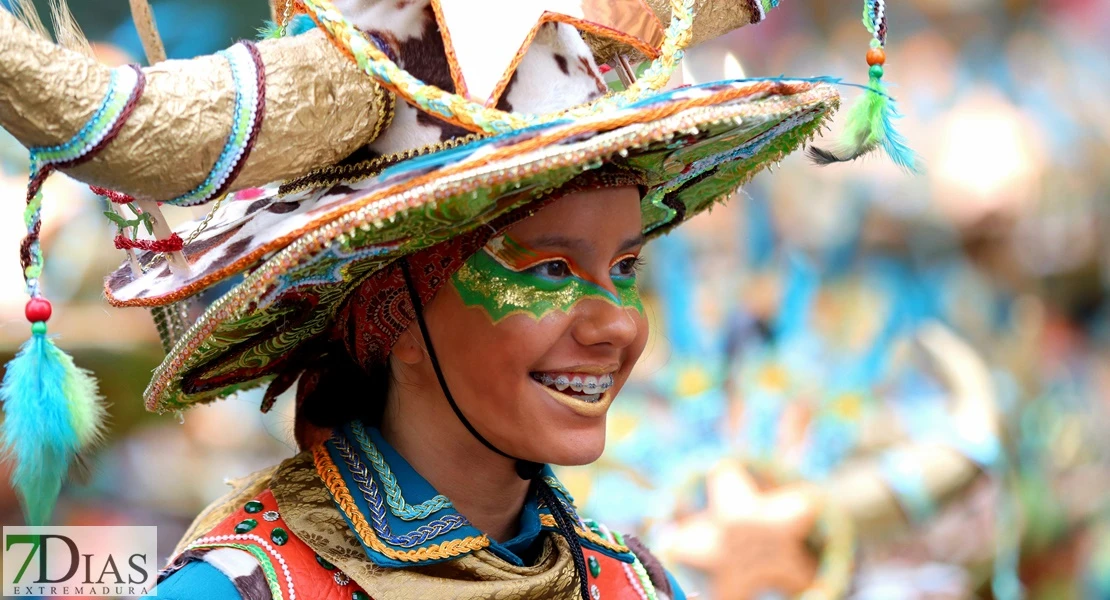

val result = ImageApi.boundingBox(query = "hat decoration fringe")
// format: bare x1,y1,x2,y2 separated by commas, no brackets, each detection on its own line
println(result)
807,0,919,172
0,60,141,526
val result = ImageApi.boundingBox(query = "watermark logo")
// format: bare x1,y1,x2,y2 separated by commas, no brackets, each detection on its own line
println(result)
3,526,158,597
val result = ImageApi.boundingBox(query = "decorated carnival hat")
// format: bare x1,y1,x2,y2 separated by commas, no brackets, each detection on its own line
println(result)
0,0,913,525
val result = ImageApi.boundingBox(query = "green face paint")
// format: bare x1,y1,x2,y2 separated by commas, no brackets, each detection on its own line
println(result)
450,235,643,323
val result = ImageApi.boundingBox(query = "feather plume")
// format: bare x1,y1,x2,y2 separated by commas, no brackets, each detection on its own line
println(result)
0,329,107,525
806,76,918,172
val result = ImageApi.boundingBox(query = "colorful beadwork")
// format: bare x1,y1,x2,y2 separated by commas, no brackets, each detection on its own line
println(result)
349,421,454,521
163,41,266,207
23,65,143,299
271,527,290,545
187,535,297,600
298,0,694,134
315,554,336,570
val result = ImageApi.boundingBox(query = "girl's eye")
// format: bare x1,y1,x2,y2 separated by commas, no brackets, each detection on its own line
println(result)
611,256,643,279
528,260,571,279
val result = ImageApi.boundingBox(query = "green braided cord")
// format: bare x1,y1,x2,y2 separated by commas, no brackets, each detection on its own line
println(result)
349,421,455,521
187,542,285,600
22,190,43,283
612,530,659,600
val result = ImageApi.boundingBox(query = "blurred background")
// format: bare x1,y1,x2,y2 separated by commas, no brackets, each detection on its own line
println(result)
1,0,1108,598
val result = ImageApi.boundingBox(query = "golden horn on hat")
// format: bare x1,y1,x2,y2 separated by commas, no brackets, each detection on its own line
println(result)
587,0,771,64
0,9,391,201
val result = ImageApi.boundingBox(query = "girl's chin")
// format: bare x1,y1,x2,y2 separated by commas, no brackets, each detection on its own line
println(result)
529,427,607,467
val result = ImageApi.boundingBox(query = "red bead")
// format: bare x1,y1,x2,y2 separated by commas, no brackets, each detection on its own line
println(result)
866,48,886,66
25,298,52,323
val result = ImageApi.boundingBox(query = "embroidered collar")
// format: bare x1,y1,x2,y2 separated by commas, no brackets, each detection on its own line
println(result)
316,421,635,568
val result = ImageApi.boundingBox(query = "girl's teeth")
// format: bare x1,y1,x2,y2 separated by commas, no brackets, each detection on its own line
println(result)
533,372,616,395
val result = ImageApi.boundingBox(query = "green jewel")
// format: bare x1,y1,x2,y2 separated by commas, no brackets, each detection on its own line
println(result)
316,554,336,570
588,555,601,578
244,501,264,514
271,527,289,545
352,592,370,600
234,519,258,533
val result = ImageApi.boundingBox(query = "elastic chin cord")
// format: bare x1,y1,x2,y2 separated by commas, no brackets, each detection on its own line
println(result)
400,259,591,600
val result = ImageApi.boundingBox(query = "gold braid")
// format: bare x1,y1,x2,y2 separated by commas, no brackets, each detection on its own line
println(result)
312,444,491,562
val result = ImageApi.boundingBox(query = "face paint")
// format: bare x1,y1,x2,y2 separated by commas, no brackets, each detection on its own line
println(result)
451,234,643,323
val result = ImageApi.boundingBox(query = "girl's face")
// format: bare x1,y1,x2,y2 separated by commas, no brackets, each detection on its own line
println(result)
402,186,648,465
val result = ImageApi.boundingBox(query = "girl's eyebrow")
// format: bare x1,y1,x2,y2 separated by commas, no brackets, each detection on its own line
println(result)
524,234,645,254
618,235,645,253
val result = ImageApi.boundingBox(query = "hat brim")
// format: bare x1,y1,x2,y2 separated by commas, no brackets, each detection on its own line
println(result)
106,78,839,412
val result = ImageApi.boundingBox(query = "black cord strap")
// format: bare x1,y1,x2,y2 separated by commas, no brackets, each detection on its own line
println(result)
399,258,591,600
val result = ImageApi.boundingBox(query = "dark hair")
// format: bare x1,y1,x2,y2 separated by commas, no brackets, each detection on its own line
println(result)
292,344,392,448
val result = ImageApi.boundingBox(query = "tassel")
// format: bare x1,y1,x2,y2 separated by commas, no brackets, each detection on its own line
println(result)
1,299,107,526
807,0,919,172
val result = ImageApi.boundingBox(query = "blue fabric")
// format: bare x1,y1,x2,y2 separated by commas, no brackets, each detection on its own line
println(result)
150,561,242,600
325,422,636,568
665,568,688,600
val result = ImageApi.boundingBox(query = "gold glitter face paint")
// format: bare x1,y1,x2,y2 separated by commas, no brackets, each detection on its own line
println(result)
451,234,643,323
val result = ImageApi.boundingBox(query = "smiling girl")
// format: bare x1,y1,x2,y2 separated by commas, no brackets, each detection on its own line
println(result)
0,0,863,598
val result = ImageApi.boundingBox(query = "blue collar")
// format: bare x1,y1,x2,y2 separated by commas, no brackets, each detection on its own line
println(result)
320,421,635,568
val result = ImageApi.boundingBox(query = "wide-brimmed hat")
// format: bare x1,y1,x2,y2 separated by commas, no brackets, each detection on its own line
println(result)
0,0,912,524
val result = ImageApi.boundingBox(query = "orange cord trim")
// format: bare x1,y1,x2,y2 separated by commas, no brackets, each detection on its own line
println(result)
311,444,490,561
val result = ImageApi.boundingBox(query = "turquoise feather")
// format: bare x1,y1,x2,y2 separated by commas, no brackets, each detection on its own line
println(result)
807,73,919,172
0,328,105,525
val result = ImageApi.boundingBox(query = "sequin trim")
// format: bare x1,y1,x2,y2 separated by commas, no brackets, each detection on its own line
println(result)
164,42,265,207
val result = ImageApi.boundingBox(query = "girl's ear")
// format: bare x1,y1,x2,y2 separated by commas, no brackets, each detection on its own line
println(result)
391,326,425,366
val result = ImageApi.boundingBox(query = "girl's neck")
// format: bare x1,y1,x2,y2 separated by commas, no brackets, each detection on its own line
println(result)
379,403,531,543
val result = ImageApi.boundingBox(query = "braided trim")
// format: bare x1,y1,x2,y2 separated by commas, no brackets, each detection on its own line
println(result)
609,528,657,600
22,64,144,299
185,536,296,600
331,434,468,547
164,41,265,206
277,132,485,197
539,514,630,554
348,422,454,521
312,444,490,562
297,0,694,134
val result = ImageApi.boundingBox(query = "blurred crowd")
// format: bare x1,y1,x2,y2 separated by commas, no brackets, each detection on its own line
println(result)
1,0,1108,598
